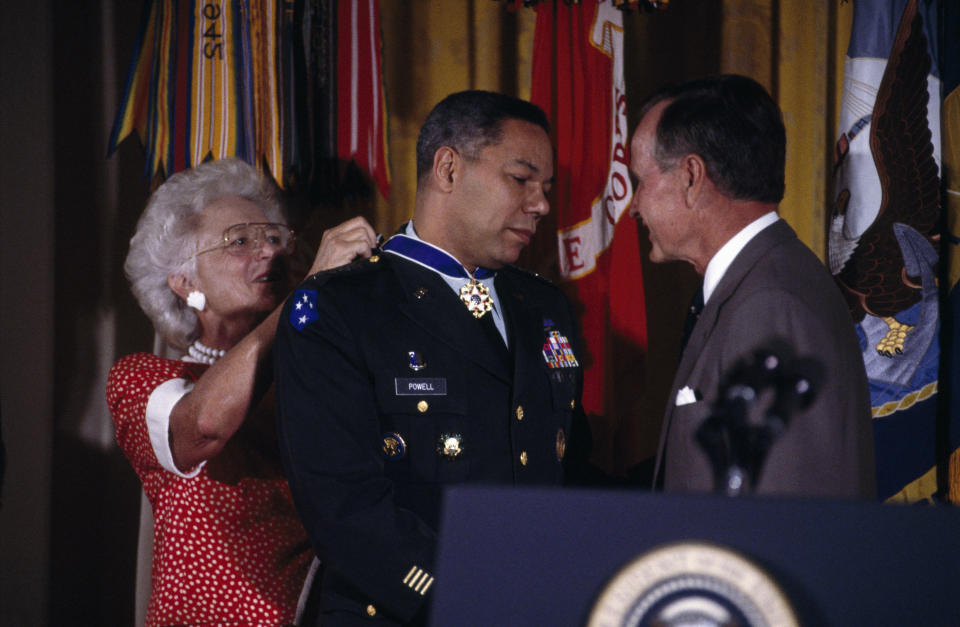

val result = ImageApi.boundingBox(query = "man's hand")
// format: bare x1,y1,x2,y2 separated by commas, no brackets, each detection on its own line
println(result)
309,216,379,275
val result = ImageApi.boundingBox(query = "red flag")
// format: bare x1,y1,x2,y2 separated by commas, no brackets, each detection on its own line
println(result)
337,0,390,199
531,1,647,427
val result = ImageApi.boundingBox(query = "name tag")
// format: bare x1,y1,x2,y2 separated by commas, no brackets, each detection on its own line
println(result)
395,378,447,396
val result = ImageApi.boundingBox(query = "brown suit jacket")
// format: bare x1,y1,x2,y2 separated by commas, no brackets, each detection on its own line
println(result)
653,219,876,498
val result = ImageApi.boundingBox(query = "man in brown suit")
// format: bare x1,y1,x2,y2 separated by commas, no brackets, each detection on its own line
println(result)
629,75,875,498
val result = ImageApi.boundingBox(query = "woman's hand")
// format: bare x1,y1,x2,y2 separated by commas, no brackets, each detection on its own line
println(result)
308,216,378,275
169,215,379,471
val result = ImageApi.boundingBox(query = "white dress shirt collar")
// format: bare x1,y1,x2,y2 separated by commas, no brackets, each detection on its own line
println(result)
702,211,780,305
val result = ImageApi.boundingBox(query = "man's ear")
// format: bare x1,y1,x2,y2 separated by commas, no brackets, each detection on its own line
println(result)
680,153,707,208
432,146,460,193
168,273,196,301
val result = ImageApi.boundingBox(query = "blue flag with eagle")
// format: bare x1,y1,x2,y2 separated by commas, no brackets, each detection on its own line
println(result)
829,0,943,502
942,1,960,504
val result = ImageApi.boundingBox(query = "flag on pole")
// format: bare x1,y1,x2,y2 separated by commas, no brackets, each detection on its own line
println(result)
940,1,960,503
828,0,943,503
336,0,390,199
530,0,648,447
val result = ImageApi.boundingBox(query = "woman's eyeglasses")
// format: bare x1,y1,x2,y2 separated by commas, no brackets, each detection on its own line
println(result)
191,222,296,259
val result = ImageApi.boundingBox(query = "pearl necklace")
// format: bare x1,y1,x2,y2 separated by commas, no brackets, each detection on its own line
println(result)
188,340,226,365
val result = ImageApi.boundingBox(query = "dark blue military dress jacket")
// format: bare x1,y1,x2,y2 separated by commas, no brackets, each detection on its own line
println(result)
274,251,588,625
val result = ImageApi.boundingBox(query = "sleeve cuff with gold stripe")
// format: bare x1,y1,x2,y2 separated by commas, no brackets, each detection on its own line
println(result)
403,565,435,595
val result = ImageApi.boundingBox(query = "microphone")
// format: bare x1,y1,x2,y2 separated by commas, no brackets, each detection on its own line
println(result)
695,338,824,496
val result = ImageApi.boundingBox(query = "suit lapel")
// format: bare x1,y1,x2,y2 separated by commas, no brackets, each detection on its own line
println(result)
654,219,796,487
672,220,795,388
390,255,512,383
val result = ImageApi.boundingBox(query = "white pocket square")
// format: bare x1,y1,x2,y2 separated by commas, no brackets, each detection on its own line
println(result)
675,386,699,406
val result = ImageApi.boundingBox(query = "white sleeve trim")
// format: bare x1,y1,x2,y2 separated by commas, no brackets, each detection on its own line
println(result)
145,378,205,478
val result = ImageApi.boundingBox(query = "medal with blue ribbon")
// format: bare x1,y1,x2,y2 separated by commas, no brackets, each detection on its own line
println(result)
383,234,495,319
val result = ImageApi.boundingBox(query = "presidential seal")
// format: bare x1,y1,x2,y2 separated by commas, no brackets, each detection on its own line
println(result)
587,542,797,627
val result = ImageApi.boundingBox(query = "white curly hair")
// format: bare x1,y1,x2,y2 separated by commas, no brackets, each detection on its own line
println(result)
124,158,285,349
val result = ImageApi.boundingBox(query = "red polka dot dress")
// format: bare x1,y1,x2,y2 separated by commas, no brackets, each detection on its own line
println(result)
107,353,314,626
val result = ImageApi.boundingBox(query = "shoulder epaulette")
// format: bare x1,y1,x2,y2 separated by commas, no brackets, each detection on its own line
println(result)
303,251,390,287
503,264,557,289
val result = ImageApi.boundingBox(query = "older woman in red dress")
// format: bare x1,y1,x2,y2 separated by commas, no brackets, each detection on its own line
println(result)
107,158,375,626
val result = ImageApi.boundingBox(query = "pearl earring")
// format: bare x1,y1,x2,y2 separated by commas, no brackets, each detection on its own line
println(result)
186,290,206,311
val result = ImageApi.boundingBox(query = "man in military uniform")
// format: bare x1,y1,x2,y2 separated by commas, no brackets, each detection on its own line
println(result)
274,91,590,625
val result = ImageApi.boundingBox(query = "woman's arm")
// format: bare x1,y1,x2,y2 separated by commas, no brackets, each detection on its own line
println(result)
169,216,378,471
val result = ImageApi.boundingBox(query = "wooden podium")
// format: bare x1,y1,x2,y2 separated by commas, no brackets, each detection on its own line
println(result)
430,487,960,625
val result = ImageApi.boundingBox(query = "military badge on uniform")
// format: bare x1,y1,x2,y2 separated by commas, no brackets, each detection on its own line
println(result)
459,279,492,318
542,330,579,368
437,433,463,459
290,289,319,331
382,432,407,460
408,351,427,371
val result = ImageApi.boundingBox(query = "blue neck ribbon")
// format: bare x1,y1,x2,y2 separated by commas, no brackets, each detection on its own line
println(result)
382,234,495,280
